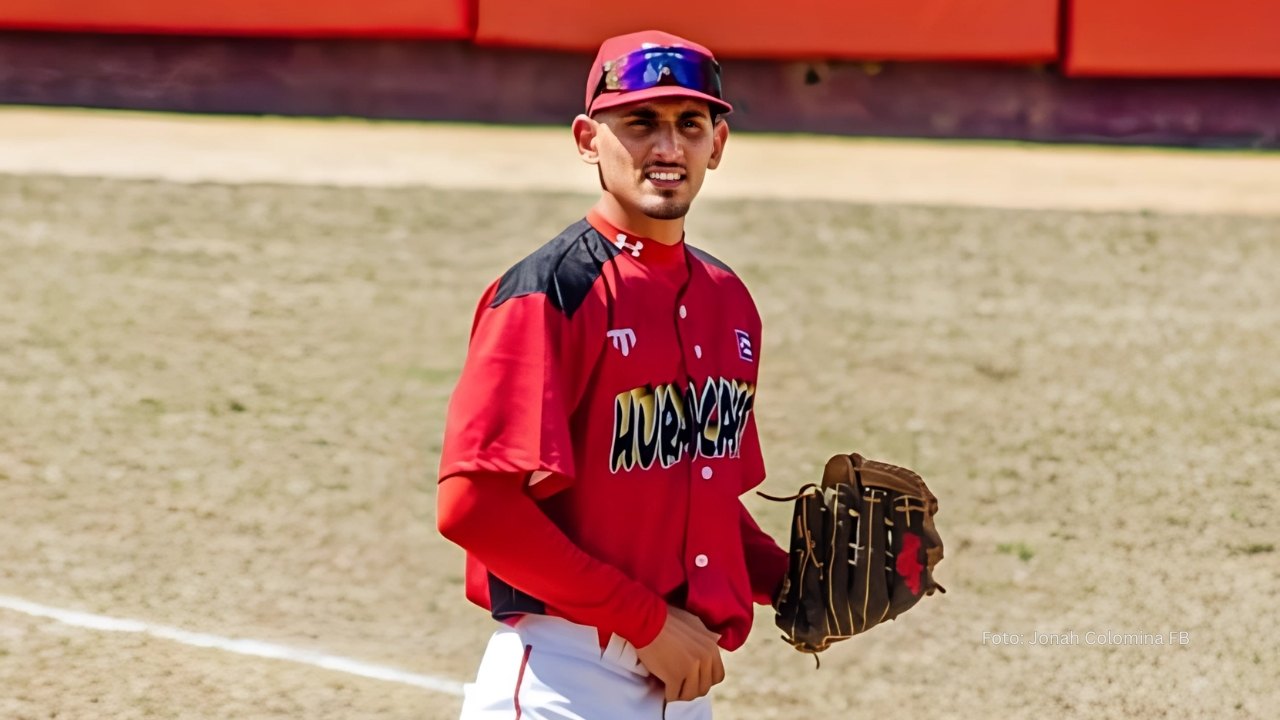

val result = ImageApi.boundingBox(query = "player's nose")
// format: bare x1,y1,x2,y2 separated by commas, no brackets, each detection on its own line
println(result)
651,126,683,160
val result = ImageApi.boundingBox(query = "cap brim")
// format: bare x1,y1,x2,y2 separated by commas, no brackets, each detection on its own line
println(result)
589,86,733,116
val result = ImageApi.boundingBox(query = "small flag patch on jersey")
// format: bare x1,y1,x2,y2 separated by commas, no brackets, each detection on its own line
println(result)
735,329,753,362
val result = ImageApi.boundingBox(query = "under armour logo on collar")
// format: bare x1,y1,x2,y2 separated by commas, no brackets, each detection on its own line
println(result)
614,233,643,257
607,328,637,356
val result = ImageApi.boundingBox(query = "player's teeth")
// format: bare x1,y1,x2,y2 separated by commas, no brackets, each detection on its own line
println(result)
649,173,680,181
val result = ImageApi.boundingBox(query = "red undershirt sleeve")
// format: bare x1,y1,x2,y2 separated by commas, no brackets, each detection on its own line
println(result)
738,500,789,607
437,471,668,648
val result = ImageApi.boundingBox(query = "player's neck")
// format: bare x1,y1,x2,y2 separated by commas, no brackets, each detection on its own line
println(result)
591,196,685,246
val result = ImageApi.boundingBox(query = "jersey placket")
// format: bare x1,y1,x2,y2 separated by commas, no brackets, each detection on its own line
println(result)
673,263,718,593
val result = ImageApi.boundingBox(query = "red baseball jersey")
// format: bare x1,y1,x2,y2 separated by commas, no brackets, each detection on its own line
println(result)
440,209,781,651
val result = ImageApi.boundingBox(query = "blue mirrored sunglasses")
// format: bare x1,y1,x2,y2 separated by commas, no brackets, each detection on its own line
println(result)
594,46,724,102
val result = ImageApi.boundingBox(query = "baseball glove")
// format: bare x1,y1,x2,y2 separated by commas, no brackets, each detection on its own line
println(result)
761,452,945,663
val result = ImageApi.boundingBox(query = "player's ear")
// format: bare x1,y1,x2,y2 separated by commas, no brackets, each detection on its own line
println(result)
707,116,729,171
572,114,601,165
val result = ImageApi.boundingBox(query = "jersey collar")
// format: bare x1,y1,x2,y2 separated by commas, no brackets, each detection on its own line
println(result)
586,208,687,269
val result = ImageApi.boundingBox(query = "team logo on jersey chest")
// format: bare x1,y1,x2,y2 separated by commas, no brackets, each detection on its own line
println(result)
606,328,637,357
609,377,756,473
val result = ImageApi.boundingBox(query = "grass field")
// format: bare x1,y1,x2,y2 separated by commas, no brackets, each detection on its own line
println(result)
1,171,1277,719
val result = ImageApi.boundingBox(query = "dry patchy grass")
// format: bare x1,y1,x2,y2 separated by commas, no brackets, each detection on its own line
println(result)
1,175,1277,718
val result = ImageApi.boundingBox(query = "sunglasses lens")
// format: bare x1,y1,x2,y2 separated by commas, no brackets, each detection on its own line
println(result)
609,48,721,98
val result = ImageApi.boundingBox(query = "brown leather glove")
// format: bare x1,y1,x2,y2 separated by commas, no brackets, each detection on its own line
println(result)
762,452,945,663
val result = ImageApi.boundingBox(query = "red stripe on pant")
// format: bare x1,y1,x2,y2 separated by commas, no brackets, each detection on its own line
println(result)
513,644,533,719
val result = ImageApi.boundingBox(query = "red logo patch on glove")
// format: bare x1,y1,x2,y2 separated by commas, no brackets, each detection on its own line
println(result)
896,532,924,595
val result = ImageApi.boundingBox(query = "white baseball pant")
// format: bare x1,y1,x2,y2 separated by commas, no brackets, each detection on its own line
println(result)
458,614,714,720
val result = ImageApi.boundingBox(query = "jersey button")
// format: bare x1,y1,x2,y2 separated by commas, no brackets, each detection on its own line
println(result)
701,466,713,480
694,554,709,568
679,305,688,319
694,344,702,359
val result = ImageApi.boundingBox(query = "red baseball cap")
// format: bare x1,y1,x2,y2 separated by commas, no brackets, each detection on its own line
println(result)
585,30,733,117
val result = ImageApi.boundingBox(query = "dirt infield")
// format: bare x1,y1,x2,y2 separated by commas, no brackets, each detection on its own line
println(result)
2,107,1279,216
2,169,1277,718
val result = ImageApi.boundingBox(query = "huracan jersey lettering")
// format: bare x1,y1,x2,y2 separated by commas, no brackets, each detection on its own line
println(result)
610,378,756,474
439,209,766,650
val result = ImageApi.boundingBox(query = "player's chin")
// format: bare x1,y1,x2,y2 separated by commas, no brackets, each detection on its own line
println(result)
639,198,691,220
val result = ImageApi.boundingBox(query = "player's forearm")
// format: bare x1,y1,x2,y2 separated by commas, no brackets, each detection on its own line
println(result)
437,472,668,647
738,501,788,606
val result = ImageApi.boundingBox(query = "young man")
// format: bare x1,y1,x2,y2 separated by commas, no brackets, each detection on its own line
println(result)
437,30,789,720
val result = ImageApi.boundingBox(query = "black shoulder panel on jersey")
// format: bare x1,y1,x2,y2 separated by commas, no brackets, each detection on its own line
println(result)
687,245,735,275
487,573,546,620
490,219,620,317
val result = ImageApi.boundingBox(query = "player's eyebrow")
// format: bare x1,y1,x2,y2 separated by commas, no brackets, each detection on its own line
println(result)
623,107,710,123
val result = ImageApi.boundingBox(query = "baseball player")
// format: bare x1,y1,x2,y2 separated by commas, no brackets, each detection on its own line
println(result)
437,30,788,720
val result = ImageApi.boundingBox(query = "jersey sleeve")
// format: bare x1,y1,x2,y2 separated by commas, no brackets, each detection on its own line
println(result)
438,280,593,496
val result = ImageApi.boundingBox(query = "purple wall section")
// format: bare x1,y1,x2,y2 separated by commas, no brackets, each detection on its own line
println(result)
1,31,1277,148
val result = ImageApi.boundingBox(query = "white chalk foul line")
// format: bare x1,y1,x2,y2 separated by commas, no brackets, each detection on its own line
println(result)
0,594,465,696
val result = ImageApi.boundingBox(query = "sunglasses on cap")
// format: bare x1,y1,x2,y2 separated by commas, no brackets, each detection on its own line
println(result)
591,46,724,104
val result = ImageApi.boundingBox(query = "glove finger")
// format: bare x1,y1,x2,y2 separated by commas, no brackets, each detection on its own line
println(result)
799,491,828,648
829,483,856,639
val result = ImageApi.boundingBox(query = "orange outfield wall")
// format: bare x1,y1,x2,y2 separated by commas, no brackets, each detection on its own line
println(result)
1066,0,1280,77
0,0,472,38
474,0,1059,61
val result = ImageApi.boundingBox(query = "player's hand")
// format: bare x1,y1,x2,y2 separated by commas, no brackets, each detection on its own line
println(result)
634,605,726,702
